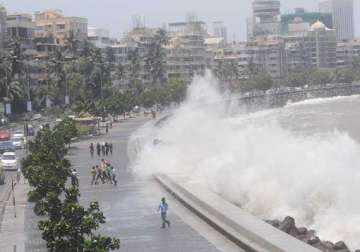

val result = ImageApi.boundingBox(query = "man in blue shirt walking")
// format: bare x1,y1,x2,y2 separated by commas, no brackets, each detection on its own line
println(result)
158,197,171,228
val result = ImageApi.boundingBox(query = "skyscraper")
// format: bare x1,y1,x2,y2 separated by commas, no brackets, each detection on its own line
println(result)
252,0,281,38
319,0,354,41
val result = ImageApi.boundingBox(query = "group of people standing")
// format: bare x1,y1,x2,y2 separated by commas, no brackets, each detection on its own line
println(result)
91,159,117,186
89,142,113,157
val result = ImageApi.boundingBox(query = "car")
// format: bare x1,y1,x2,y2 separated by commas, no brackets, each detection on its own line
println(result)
12,130,24,139
12,137,24,149
1,152,17,171
0,117,8,126
0,141,15,155
0,165,4,185
0,131,11,141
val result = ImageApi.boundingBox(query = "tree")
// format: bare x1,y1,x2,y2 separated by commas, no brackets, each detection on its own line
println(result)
127,48,142,96
22,122,120,251
287,71,309,87
335,68,355,83
145,29,168,87
0,49,24,104
39,188,120,252
309,69,333,86
54,118,78,145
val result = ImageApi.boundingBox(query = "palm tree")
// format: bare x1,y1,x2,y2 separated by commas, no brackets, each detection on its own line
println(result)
0,52,23,104
145,29,168,87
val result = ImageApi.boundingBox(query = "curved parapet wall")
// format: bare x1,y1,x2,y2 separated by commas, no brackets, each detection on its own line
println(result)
232,82,360,111
155,174,321,252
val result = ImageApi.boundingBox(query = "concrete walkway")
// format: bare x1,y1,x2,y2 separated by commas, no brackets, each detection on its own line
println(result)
0,116,239,252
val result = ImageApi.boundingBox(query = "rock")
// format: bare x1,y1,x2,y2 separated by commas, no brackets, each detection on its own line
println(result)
279,216,296,234
265,219,281,228
334,241,348,250
312,241,334,252
308,236,321,245
289,227,300,237
298,227,308,235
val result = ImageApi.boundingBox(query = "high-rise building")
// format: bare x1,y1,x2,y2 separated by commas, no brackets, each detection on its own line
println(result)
284,21,337,71
213,21,227,43
34,10,88,44
281,8,333,35
0,5,7,49
167,19,209,82
251,0,281,38
319,0,354,41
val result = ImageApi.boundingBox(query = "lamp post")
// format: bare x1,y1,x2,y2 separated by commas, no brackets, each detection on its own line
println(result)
25,60,32,112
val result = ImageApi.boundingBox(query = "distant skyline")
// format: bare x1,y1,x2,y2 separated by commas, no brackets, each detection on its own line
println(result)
1,0,359,40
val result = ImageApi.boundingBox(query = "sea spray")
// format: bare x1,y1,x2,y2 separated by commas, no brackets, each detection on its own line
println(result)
132,73,360,249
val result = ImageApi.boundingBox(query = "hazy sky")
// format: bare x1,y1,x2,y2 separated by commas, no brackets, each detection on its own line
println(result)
1,0,359,40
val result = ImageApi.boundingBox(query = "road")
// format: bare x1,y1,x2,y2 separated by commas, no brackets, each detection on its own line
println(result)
19,116,239,252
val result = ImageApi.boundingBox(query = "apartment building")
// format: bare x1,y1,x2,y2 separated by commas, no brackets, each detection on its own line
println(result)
336,39,360,68
34,10,88,45
167,20,209,82
0,5,7,49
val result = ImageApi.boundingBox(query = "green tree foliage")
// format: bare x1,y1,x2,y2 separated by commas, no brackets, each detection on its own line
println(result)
22,120,120,251
145,29,168,87
54,118,78,145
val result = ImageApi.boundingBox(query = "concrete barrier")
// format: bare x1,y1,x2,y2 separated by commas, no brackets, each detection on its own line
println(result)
155,174,321,252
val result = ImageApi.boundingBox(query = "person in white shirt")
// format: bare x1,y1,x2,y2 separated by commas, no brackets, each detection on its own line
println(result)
158,197,171,228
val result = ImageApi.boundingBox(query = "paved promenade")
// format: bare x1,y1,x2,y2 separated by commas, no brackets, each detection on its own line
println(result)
0,116,239,252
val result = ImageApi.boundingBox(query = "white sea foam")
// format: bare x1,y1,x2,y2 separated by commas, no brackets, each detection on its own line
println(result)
132,73,360,249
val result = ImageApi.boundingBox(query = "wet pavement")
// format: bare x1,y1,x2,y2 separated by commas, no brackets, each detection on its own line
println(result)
14,117,228,252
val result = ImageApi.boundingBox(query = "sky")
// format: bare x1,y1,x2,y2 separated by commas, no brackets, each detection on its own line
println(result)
1,0,359,40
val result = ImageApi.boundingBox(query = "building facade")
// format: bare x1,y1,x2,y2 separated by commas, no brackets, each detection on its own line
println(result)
251,0,281,39
281,8,333,35
167,20,209,82
88,27,116,48
319,0,354,41
336,39,360,68
212,21,228,43
6,13,35,47
284,21,337,72
34,10,88,44
0,6,7,49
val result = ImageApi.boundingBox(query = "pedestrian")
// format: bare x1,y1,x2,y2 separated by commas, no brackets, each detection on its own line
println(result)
158,197,171,228
106,163,113,184
95,165,103,184
105,142,109,156
106,123,109,134
96,143,101,156
111,166,117,186
101,142,106,156
109,142,113,155
110,121,113,129
71,169,79,186
91,166,97,185
89,143,94,157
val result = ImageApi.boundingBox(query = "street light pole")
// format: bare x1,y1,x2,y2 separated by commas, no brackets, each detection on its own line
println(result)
26,61,32,112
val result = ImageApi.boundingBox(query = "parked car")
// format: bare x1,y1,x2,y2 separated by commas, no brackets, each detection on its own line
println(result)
12,136,24,149
0,131,11,141
0,141,15,155
0,164,4,185
0,116,8,126
1,152,17,171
